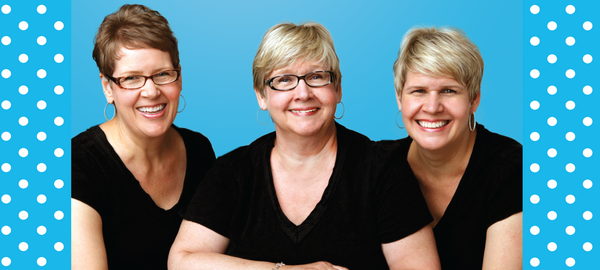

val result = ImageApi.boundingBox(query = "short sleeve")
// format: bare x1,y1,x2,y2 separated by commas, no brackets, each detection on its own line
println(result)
71,131,109,215
484,143,523,228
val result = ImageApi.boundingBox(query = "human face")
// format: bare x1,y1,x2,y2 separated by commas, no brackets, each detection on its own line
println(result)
255,60,341,138
398,71,479,152
101,47,181,139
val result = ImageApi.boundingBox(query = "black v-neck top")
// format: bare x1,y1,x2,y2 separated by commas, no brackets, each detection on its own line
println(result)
72,125,215,270
184,123,432,269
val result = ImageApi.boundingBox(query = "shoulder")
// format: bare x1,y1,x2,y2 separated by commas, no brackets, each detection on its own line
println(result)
475,124,522,164
173,125,216,160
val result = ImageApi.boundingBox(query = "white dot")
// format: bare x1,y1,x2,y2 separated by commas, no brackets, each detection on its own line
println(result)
19,179,28,189
37,163,47,172
548,148,557,157
1,36,10,45
583,148,593,158
530,36,540,46
19,85,28,95
583,117,593,126
37,132,47,141
54,85,64,95
566,132,575,141
583,85,592,95
548,211,557,220
18,211,28,220
530,257,540,267
548,21,557,31
55,116,64,126
1,257,10,266
566,69,575,78
548,117,557,126
18,148,28,157
54,21,64,31
530,100,540,110
54,211,64,220
18,21,28,31
1,4,10,14
54,179,64,189
18,53,28,63
1,194,10,204
548,179,557,189
37,36,46,45
530,163,540,173
583,179,593,189
19,242,28,251
37,100,47,110
530,132,540,141
530,69,540,78
583,54,593,64
547,54,557,64
37,5,46,14
566,163,575,173
37,257,46,266
54,148,64,157
2,69,11,78
566,100,575,110
530,5,540,14
54,54,64,63
1,100,10,110
37,194,47,204
566,194,576,204
37,69,47,78
530,194,540,204
1,226,11,235
54,242,64,251
566,226,575,235
18,116,28,126
1,163,11,172
583,21,593,31
583,242,593,251
548,242,557,251
566,5,575,14
530,226,540,235
37,226,47,235
566,37,576,46
583,211,592,220
1,131,10,141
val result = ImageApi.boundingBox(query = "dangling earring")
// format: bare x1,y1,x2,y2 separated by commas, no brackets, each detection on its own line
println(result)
395,110,404,129
178,94,186,113
257,107,270,125
468,112,476,131
334,101,345,120
104,102,115,121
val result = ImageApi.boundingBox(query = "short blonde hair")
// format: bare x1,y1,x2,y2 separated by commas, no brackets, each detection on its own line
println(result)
393,26,483,101
253,22,341,97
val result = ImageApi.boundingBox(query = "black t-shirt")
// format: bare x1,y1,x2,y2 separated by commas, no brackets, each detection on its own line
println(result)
384,124,522,269
184,123,432,269
72,125,215,270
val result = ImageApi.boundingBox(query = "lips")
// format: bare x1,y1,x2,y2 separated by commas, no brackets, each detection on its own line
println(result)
290,108,319,113
137,104,165,114
417,120,449,129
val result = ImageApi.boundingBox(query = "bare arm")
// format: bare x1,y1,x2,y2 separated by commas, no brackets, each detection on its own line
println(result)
72,198,108,270
168,220,347,270
382,225,441,270
481,212,522,270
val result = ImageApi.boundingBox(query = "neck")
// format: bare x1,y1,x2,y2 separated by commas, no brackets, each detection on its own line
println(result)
100,118,172,164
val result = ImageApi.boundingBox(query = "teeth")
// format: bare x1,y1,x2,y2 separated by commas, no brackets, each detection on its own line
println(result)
418,120,448,128
291,108,317,113
137,104,165,113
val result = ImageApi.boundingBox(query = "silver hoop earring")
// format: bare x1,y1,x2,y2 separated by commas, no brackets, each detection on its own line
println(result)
178,94,186,113
334,101,345,120
104,102,115,121
469,112,476,131
395,110,404,129
257,108,270,125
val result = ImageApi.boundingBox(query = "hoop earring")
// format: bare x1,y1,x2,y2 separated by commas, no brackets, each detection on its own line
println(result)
469,112,476,131
257,108,270,125
334,101,345,120
104,102,115,121
395,110,404,129
178,94,186,113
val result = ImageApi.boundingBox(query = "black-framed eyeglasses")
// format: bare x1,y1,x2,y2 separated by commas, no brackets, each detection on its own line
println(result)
106,69,180,90
266,71,334,91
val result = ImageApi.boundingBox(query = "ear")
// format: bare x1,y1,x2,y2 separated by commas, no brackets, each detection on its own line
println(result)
470,91,481,113
335,79,342,102
395,90,402,111
100,73,114,104
255,88,267,110
177,65,183,90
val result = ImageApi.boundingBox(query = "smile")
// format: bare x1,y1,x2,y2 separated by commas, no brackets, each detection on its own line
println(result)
137,104,165,114
417,120,449,129
290,108,318,113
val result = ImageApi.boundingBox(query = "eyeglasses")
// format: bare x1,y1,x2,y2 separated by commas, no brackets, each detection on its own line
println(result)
266,71,334,91
106,70,180,90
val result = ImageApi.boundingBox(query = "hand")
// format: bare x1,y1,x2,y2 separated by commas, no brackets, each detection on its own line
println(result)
283,261,348,270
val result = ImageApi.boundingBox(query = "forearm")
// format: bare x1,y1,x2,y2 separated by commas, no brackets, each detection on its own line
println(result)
168,250,276,270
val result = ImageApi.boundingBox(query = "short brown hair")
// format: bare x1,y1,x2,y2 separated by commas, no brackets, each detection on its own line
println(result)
92,4,179,77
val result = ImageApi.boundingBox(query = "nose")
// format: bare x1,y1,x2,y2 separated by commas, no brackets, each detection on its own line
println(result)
293,79,311,100
140,78,160,99
422,92,442,113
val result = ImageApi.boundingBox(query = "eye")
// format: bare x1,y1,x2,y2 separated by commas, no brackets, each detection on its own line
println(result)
412,89,425,93
308,73,324,80
276,76,294,83
122,75,140,82
442,89,457,94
